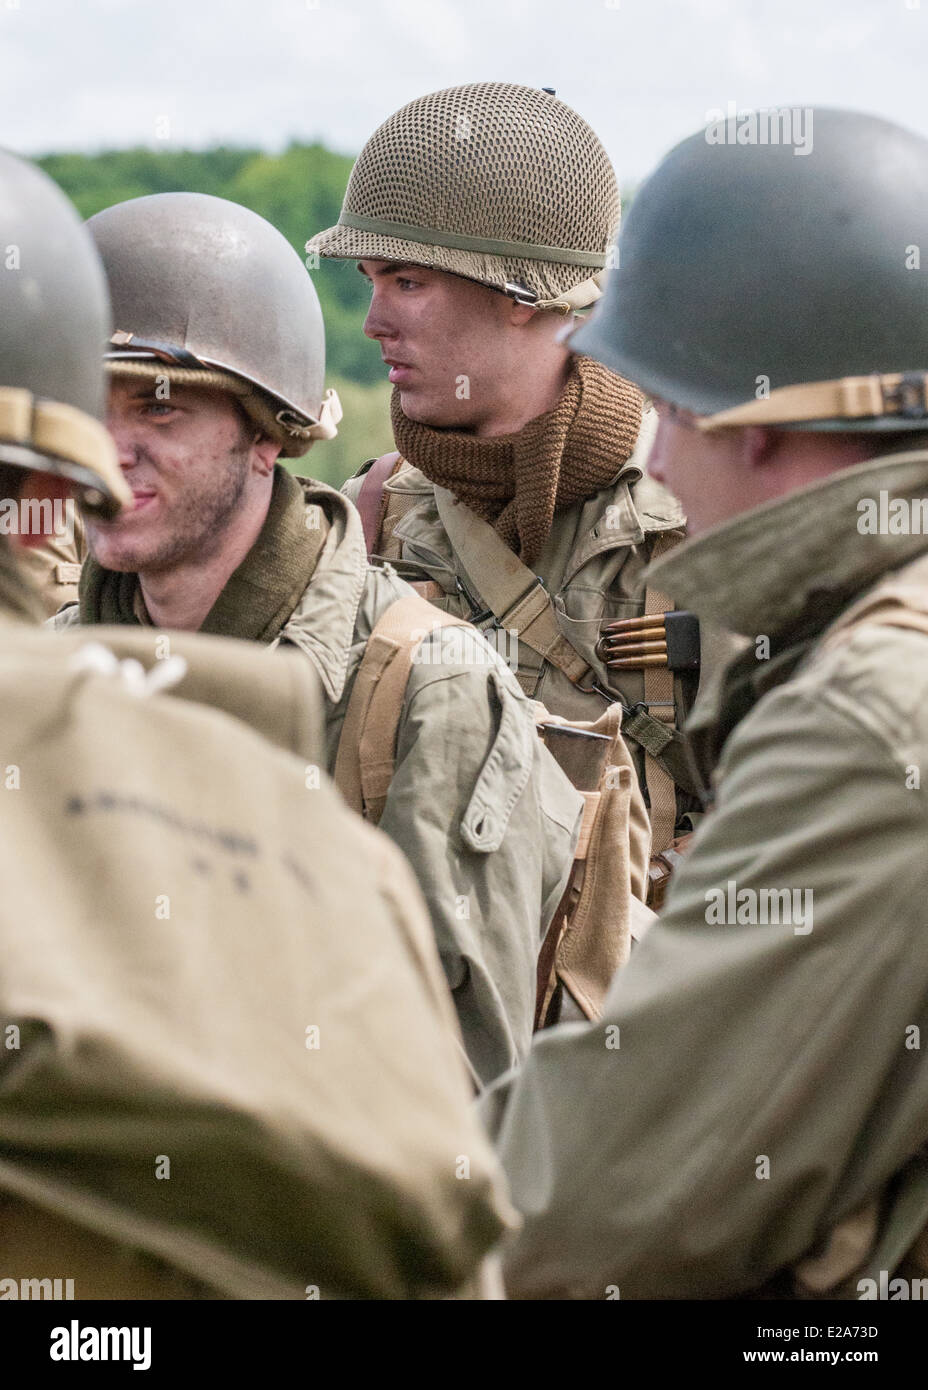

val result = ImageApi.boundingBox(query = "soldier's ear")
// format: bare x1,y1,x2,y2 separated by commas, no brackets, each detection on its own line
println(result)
249,433,282,477
742,426,781,470
506,300,539,328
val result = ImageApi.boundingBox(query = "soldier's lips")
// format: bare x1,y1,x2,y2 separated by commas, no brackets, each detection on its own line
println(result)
130,492,157,511
386,361,414,384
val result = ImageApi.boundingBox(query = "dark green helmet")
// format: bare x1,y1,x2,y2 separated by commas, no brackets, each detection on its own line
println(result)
0,149,129,515
571,108,928,432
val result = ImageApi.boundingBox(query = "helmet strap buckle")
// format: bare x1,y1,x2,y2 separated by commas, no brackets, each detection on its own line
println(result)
883,372,928,420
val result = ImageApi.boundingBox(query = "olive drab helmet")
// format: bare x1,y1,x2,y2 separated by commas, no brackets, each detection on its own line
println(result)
571,108,928,432
89,193,341,456
0,150,129,517
307,82,620,313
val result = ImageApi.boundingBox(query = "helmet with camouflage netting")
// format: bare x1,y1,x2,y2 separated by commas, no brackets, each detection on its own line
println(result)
307,82,620,314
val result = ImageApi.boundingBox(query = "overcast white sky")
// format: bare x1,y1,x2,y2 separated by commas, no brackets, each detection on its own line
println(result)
1,0,925,186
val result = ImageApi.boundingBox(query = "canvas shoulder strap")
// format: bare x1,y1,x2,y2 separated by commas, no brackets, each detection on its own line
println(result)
356,451,402,558
433,485,591,693
436,487,691,852
640,530,685,853
333,592,470,824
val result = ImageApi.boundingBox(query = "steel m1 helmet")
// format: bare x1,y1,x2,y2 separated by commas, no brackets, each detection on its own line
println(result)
571,108,928,432
89,193,341,456
308,82,620,314
0,149,128,516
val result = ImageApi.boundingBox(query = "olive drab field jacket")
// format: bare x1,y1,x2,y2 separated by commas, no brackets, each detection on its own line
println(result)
484,449,928,1299
0,601,514,1299
17,505,85,617
344,410,703,854
55,478,583,1090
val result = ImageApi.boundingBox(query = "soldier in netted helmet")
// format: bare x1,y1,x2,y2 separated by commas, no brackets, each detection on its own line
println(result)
56,190,583,1089
483,108,928,1300
0,150,513,1298
308,81,702,866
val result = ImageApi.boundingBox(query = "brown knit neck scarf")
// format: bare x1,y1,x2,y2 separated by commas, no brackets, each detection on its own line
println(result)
391,355,644,566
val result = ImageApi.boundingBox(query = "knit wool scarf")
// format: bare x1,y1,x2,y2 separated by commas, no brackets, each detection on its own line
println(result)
79,466,329,643
391,355,644,566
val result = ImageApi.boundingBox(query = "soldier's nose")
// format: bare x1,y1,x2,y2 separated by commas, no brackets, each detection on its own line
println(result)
106,419,138,470
363,295,393,342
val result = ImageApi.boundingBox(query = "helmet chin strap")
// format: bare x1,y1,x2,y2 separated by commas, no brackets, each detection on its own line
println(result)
531,272,607,315
277,388,342,443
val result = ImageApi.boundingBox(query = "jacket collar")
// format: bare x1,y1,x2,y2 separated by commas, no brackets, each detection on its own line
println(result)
647,450,928,639
274,475,369,703
392,409,685,580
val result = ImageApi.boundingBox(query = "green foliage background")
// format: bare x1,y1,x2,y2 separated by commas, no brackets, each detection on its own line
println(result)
37,144,395,486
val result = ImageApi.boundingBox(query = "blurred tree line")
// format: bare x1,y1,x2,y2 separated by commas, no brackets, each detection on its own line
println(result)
38,144,394,485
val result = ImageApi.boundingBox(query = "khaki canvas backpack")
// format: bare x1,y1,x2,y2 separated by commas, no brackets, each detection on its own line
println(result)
332,591,651,1029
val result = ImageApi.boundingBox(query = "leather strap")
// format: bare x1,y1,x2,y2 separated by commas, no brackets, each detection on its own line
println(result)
534,789,599,1030
333,592,470,824
356,451,401,559
409,579,445,602
434,486,591,695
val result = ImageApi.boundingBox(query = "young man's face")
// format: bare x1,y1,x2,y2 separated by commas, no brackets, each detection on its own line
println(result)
87,378,259,574
645,397,750,537
358,259,521,431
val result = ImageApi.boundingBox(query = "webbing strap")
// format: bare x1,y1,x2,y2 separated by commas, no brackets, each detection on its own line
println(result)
356,451,401,559
700,371,928,432
338,212,607,269
573,789,600,862
622,704,676,758
333,593,470,824
434,487,591,691
642,532,683,853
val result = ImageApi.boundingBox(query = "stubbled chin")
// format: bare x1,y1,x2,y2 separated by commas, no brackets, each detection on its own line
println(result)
399,392,476,430
85,523,149,574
